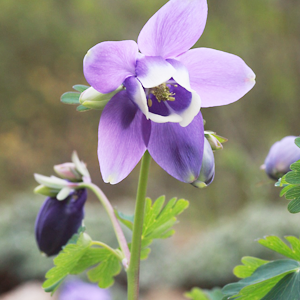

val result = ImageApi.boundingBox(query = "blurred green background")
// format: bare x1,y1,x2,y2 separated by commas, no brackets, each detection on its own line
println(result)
1,0,300,299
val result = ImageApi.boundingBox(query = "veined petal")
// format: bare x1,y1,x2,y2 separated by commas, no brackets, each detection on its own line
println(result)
179,48,256,107
83,40,138,94
136,56,175,88
138,0,208,58
98,91,150,184
166,59,192,91
124,76,149,119
148,112,204,183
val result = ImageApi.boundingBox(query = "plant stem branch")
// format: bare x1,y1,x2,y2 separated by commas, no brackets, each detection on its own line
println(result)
127,151,151,300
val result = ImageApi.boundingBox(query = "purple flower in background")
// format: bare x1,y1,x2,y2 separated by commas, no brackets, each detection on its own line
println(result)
35,189,87,256
59,279,111,300
263,136,300,180
84,0,255,184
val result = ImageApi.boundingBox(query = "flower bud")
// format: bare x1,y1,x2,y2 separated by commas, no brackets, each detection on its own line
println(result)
79,86,122,110
263,136,300,180
54,162,81,181
191,138,215,188
35,189,87,256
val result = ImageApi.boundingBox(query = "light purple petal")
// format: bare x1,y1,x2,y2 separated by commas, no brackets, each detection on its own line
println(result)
148,112,204,182
138,0,208,58
83,40,138,94
98,91,150,184
179,48,256,107
136,56,175,88
124,76,149,118
166,59,192,91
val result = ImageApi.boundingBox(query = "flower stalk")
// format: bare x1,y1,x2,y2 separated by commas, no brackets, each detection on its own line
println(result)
78,182,130,268
127,151,151,300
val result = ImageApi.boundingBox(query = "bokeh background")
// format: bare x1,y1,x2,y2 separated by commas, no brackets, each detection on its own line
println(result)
1,0,300,299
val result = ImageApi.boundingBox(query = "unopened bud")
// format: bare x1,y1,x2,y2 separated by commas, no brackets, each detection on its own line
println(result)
204,131,227,151
79,86,122,110
35,189,87,256
263,136,300,180
191,138,215,188
54,162,81,181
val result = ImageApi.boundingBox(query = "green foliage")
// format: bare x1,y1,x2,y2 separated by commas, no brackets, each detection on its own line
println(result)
277,159,300,213
117,196,189,259
43,230,122,293
60,85,91,111
222,236,300,300
185,288,223,300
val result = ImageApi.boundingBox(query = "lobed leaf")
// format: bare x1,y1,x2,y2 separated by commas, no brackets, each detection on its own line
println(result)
258,236,300,260
185,287,224,300
234,256,269,279
42,232,92,293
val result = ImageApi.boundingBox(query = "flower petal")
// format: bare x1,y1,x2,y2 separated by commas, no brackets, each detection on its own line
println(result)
138,0,208,58
124,76,149,118
98,91,150,184
148,111,204,182
83,41,138,93
179,48,256,107
136,56,175,88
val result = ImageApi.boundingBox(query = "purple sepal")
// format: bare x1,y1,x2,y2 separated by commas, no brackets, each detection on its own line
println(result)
264,136,300,180
148,112,204,183
35,189,87,256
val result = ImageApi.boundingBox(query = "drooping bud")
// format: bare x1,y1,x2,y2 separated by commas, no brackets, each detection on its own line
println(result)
191,138,215,188
263,136,300,180
54,162,81,181
79,86,122,110
204,131,228,151
35,189,87,256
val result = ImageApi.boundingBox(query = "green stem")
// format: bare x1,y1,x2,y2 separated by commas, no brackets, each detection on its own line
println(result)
91,241,123,261
78,182,130,269
127,151,151,300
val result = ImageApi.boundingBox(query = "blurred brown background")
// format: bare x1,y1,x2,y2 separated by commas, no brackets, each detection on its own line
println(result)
1,0,300,299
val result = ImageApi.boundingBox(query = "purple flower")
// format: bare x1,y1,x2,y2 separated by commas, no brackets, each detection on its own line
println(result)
35,189,87,256
264,136,300,180
59,279,111,300
83,0,255,184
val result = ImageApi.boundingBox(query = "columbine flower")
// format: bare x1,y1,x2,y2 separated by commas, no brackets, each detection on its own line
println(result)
263,136,300,180
35,189,87,256
59,279,111,300
83,0,255,184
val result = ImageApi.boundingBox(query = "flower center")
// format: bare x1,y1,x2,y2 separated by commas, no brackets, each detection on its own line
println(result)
147,83,177,107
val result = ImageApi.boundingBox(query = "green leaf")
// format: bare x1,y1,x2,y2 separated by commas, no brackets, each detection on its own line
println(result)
87,249,121,288
222,259,300,300
139,196,189,259
295,137,300,148
290,161,300,172
284,186,300,200
261,271,300,299
287,198,300,213
61,92,80,105
258,236,300,260
234,256,269,279
73,84,89,92
185,288,224,300
279,184,297,197
42,232,92,293
285,171,300,185
115,210,134,231
76,105,91,112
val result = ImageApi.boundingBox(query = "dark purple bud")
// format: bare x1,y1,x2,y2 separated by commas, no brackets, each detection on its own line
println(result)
263,136,300,180
35,189,87,256
191,138,215,188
